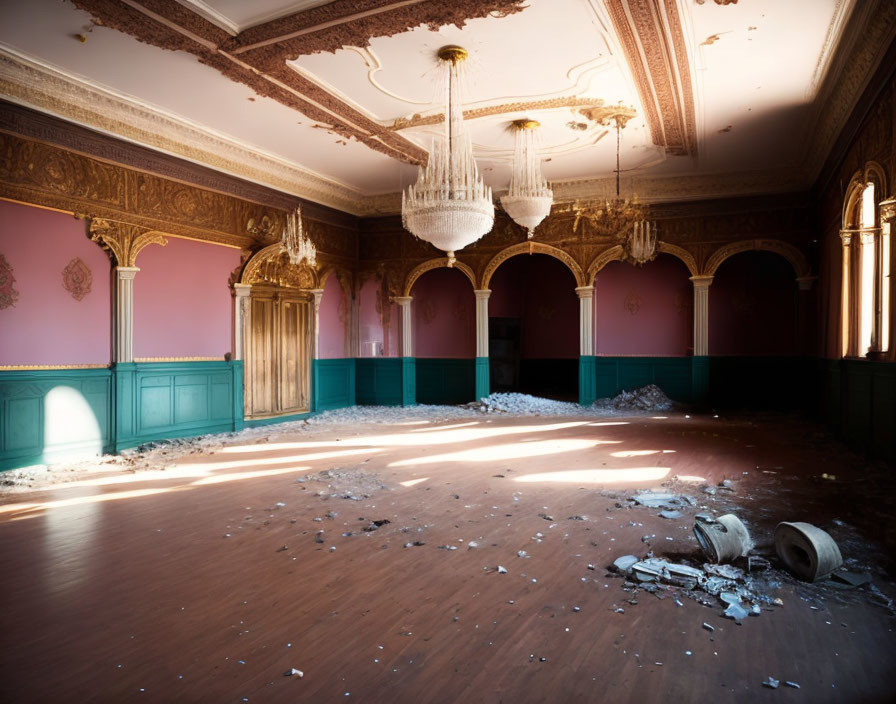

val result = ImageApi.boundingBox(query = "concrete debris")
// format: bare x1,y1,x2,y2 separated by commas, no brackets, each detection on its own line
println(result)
284,668,304,678
568,515,586,521
596,384,675,411
702,622,714,632
517,550,530,558
438,545,458,551
762,677,780,689
613,555,639,573
538,513,554,521
497,565,508,574
403,541,425,548
724,602,750,621
694,513,716,523
784,681,800,689
631,492,694,510
658,510,682,520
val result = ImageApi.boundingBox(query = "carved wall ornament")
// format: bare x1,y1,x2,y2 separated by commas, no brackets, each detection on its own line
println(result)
88,218,168,267
0,254,20,310
624,290,642,315
62,257,92,301
240,242,320,290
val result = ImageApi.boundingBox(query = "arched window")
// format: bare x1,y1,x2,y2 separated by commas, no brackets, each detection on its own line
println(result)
841,167,890,358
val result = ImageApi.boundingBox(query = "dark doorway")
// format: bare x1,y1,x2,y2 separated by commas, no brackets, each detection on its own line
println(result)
489,317,520,392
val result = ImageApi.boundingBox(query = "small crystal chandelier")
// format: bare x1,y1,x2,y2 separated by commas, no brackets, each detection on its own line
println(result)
281,206,316,267
500,119,553,239
401,45,494,265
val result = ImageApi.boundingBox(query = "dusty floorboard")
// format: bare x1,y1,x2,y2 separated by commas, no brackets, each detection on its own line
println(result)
1,411,894,703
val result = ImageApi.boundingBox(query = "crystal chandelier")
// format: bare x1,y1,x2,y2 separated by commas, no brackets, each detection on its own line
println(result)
401,46,494,265
281,206,316,267
500,119,553,239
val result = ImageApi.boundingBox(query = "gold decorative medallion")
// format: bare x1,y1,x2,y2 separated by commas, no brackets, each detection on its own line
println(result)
0,254,19,309
62,257,92,301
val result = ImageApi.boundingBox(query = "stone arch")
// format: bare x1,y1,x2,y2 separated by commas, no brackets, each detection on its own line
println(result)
240,242,320,289
703,239,810,279
403,257,476,297
480,241,586,289
657,242,699,277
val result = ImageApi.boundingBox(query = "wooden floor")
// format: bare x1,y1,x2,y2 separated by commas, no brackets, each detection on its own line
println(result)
1,411,895,703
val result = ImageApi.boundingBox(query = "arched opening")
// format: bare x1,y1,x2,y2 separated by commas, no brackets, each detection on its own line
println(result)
709,250,801,407
488,254,578,400
410,267,475,404
593,254,693,400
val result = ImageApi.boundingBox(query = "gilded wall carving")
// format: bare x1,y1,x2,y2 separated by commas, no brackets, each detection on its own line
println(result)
0,253,19,309
61,257,92,300
88,218,168,267
240,243,320,290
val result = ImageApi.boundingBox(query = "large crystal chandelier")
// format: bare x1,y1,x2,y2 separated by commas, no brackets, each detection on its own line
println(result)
401,46,494,264
281,206,316,267
500,119,553,239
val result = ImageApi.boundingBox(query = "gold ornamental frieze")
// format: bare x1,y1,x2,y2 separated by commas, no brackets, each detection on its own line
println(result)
240,242,320,290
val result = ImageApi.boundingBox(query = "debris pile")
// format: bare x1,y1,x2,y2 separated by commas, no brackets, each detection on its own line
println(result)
596,384,675,411
465,393,584,415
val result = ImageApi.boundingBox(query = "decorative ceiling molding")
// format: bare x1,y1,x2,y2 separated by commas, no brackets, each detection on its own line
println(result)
0,48,370,214
802,0,896,184
604,0,698,158
69,0,527,167
389,98,637,130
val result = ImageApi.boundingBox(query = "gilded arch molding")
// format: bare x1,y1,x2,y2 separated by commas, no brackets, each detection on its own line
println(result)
88,218,167,267
586,242,697,284
403,258,476,297
480,242,586,289
703,239,811,279
240,242,320,290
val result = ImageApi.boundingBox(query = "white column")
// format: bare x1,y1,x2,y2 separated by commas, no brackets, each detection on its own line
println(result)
393,296,413,357
474,289,491,358
114,266,139,363
233,283,251,361
311,288,324,360
840,231,853,357
575,286,594,356
691,275,713,356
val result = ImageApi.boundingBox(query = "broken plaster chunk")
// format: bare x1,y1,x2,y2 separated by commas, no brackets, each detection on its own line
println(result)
723,602,750,621
497,566,508,574
702,622,714,632
284,668,304,678
762,677,780,689
784,681,800,689
659,510,682,520
613,555,639,573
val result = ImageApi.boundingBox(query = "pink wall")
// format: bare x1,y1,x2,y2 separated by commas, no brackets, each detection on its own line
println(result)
595,254,691,356
709,251,797,356
133,237,240,359
411,267,474,358
319,273,349,359
0,201,111,365
490,254,578,359
358,275,399,357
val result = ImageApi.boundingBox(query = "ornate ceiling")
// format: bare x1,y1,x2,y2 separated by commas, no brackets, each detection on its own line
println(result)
0,0,893,215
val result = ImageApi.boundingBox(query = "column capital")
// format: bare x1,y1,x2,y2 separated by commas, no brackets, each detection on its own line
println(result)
690,275,713,289
115,266,140,280
839,229,852,246
233,283,252,297
796,276,817,291
392,296,413,307
879,197,896,224
575,285,594,299
474,289,492,300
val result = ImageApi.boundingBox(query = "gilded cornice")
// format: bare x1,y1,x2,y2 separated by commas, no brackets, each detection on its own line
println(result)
804,0,896,183
0,132,352,258
0,49,368,215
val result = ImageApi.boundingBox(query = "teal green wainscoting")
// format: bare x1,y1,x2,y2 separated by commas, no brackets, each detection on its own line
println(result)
416,358,475,405
819,359,896,460
0,368,113,470
595,357,693,403
114,361,243,452
706,356,810,410
355,357,416,406
475,357,490,400
691,356,709,405
313,358,356,412
579,356,596,406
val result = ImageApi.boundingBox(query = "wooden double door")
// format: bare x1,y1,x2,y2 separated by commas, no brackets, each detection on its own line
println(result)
246,287,312,418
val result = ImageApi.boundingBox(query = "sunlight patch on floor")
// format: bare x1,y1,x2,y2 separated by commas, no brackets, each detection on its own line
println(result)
513,467,671,484
389,437,615,466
